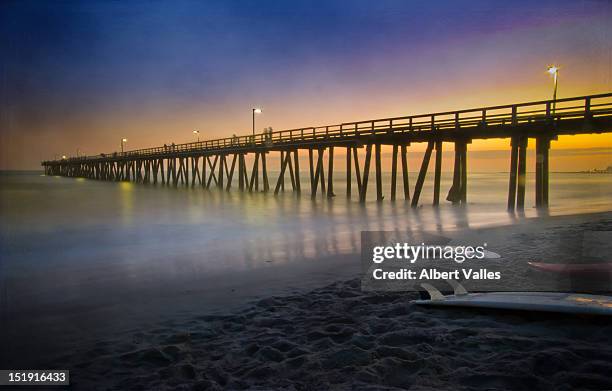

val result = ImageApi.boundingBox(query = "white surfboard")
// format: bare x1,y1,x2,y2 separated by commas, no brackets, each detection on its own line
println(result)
415,282,612,316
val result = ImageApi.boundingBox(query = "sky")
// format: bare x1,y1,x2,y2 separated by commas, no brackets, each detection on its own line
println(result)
1,0,611,170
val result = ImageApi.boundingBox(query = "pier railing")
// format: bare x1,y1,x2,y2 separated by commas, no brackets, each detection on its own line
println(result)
46,93,612,163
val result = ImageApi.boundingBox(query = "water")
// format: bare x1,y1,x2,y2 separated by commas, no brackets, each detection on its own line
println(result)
0,171,611,364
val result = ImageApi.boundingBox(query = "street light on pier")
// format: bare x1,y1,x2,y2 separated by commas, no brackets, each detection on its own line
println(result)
547,65,559,114
252,108,262,137
121,138,128,153
193,130,200,142
62,155,67,160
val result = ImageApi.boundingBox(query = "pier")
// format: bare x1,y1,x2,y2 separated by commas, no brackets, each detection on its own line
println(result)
42,93,612,210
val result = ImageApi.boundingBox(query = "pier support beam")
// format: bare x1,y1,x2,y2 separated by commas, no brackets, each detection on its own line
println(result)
206,155,218,189
411,141,434,207
359,144,372,203
327,146,335,198
375,143,383,201
311,148,326,198
293,150,301,194
165,159,171,185
516,137,528,210
275,150,299,195
249,152,260,192
390,144,398,201
535,137,551,208
178,158,186,186
261,152,269,192
353,147,362,200
507,137,519,210
346,147,352,198
238,153,245,191
218,154,225,189
275,151,289,195
401,144,410,200
433,140,442,206
280,151,285,191
460,142,467,204
446,141,468,205
308,149,314,194
288,151,296,191
190,157,198,187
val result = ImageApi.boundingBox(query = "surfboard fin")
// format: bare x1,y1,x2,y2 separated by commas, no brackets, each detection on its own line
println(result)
446,279,468,296
483,249,501,259
420,283,444,301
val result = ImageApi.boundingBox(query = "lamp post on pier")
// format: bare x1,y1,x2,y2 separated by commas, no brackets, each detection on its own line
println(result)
547,65,559,114
121,138,127,153
252,108,262,137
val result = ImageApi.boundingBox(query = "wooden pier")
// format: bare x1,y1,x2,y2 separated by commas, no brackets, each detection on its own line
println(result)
42,93,612,210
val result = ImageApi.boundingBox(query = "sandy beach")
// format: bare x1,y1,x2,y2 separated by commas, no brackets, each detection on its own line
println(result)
64,283,612,390
21,211,609,391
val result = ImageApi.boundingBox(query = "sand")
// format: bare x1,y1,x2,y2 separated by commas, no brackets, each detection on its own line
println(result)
6,212,612,390
62,278,612,390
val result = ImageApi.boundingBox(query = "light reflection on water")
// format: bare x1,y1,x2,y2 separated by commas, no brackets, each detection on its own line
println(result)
0,171,610,314
2,171,611,270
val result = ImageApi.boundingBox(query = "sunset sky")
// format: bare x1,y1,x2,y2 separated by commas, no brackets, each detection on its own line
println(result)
1,0,611,170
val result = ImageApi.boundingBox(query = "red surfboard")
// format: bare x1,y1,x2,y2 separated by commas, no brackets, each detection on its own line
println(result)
528,261,612,274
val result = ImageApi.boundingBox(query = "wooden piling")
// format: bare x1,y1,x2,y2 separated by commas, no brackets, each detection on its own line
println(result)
171,158,178,186
535,137,550,208
311,149,322,198
318,148,326,196
249,152,259,192
353,147,362,196
460,142,467,204
401,144,410,200
411,141,434,207
275,150,290,195
206,155,218,188
165,159,171,185
360,144,372,202
390,144,398,201
226,154,237,191
280,151,285,191
433,141,442,206
346,147,352,198
287,151,297,191
449,146,461,205
262,152,269,192
218,154,225,189
535,140,542,207
293,150,301,193
238,153,245,190
542,139,549,207
308,149,314,193
375,143,383,201
516,137,527,210
507,137,519,210
327,146,334,198
190,157,196,187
